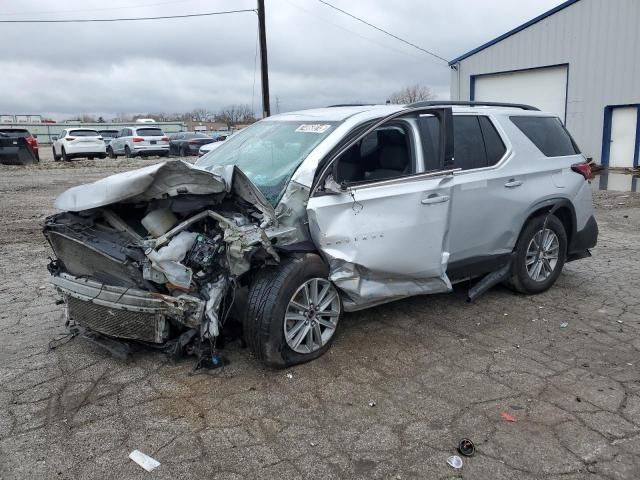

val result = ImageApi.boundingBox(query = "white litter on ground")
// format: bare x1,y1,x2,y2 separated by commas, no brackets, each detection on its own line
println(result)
447,455,463,469
129,450,160,472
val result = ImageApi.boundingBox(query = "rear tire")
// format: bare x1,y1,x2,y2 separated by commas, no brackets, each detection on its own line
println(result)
244,254,342,368
507,214,567,294
125,146,134,158
107,147,116,159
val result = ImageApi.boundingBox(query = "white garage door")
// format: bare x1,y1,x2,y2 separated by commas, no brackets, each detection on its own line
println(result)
609,106,638,168
473,65,568,121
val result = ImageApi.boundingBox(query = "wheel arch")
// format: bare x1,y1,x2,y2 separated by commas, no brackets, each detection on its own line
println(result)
517,198,576,250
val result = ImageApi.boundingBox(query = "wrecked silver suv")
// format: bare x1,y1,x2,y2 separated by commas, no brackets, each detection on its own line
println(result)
44,102,598,367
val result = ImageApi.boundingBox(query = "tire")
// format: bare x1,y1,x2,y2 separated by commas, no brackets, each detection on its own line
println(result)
507,214,567,294
160,151,169,158
244,254,342,368
107,147,117,159
125,146,134,158
34,151,40,163
52,147,61,162
61,147,70,162
181,145,190,157
98,154,106,159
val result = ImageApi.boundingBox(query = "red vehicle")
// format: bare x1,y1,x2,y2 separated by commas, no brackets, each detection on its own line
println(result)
0,128,39,161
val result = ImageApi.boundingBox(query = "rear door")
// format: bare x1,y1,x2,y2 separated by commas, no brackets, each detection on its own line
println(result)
307,108,455,309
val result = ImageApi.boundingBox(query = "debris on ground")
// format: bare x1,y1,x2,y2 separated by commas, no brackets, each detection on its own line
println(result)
500,412,517,422
368,400,376,407
129,450,160,472
446,455,463,469
560,322,569,328
457,438,475,457
286,373,293,379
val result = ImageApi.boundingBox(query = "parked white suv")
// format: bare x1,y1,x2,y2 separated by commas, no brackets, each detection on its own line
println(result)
44,102,597,367
107,126,169,158
52,128,106,161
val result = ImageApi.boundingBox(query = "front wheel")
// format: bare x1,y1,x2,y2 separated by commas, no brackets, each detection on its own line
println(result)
507,214,567,294
61,147,70,162
52,147,61,162
244,254,342,368
125,146,134,158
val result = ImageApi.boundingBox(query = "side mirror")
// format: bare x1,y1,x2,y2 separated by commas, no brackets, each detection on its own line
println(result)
32,134,38,139
52,136,58,140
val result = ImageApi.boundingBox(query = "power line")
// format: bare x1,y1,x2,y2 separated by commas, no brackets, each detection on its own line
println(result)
0,9,256,24
317,0,449,64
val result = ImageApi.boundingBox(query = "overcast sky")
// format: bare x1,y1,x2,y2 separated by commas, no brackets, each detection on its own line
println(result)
1,0,564,119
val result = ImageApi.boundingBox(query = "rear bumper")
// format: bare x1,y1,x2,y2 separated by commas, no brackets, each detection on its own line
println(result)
66,144,106,155
133,145,169,153
51,272,204,343
568,215,598,261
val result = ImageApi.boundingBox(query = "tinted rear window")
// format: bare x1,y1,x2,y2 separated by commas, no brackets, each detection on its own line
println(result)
0,129,29,138
510,116,579,157
70,130,99,137
136,128,163,136
99,130,119,137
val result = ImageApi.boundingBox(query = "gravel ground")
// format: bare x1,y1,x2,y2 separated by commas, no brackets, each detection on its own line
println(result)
1,151,639,479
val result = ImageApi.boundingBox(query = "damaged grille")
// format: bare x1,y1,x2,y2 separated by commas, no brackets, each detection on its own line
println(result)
67,296,167,343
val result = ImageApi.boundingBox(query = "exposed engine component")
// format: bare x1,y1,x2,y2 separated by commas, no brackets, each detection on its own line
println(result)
142,208,178,237
185,233,224,274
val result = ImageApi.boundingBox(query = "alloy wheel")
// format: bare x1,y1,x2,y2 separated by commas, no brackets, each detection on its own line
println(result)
284,278,340,354
525,228,560,282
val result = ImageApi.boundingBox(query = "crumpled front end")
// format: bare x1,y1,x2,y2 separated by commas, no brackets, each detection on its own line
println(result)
44,160,293,351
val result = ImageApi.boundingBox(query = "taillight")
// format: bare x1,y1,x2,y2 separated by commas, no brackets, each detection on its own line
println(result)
132,137,144,142
571,163,592,181
161,136,169,142
66,136,76,141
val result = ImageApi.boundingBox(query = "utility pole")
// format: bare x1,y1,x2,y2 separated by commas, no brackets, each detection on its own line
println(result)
257,0,270,118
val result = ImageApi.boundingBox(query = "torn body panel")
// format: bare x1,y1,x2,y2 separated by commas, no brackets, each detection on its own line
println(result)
306,174,454,310
45,161,286,352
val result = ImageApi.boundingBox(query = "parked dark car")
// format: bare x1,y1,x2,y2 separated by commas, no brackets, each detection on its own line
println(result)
169,132,215,157
0,132,39,165
0,128,39,161
98,129,120,146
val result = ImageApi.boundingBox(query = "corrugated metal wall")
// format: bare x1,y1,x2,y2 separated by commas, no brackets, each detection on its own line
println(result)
450,0,640,164
0,122,186,145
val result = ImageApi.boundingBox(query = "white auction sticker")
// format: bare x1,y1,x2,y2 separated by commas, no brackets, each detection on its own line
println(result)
295,124,332,133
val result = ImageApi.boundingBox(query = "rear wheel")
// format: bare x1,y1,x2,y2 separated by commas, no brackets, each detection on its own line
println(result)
244,254,342,368
107,146,116,159
125,146,134,158
507,214,567,294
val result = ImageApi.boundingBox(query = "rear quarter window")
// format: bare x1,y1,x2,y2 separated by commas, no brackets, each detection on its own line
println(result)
510,116,579,157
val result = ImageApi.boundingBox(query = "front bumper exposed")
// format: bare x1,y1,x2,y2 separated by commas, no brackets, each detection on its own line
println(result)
51,272,205,343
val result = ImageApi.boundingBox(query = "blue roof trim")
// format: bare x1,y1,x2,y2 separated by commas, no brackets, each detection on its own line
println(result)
448,0,582,65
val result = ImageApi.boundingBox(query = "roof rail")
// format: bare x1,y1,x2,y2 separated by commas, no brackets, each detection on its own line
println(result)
407,101,540,111
326,103,375,108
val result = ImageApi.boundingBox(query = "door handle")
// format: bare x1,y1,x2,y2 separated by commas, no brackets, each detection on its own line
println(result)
421,194,450,205
504,179,523,188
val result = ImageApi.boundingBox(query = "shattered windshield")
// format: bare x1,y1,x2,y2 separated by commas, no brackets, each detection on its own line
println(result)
195,120,338,205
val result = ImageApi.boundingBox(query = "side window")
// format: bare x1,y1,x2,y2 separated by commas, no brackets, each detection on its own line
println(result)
334,122,415,184
453,116,487,170
510,116,579,157
478,116,506,166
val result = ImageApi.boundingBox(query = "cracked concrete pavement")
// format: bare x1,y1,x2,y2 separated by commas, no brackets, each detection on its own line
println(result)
1,152,639,479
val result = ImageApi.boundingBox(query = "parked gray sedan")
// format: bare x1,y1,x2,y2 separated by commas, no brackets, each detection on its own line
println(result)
43,102,597,367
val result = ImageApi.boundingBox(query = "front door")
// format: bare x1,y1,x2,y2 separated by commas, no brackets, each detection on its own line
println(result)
307,112,454,310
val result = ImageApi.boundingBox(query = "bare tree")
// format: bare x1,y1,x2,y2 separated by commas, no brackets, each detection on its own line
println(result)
216,104,257,128
189,108,215,122
388,84,435,104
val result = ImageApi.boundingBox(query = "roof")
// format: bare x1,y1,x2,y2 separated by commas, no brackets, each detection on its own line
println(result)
449,0,582,65
270,105,404,122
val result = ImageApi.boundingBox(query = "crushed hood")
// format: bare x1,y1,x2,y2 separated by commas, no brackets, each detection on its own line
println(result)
54,160,275,221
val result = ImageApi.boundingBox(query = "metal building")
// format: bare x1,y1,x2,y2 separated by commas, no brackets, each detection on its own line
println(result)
449,0,640,167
